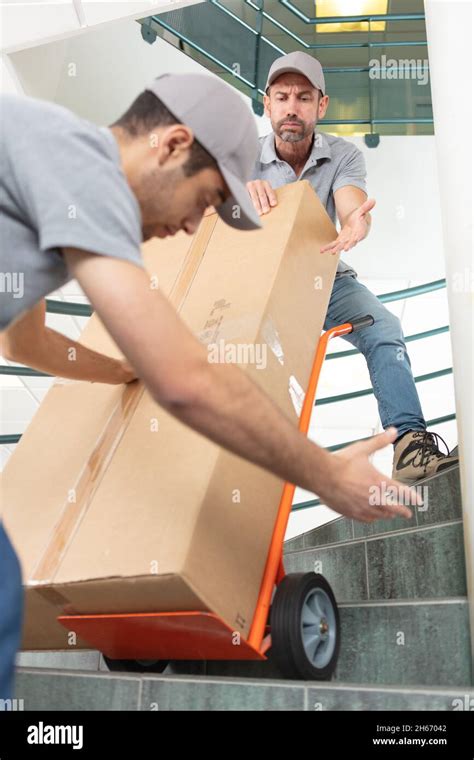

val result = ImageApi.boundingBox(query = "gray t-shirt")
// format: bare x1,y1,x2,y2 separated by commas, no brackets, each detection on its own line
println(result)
0,94,144,330
251,130,367,277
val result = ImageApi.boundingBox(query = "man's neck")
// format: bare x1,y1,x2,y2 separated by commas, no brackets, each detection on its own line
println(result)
274,132,314,174
109,125,142,191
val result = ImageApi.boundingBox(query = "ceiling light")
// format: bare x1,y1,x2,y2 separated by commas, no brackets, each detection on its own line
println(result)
315,0,388,33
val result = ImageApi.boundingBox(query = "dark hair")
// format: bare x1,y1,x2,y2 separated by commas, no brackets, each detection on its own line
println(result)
111,90,218,177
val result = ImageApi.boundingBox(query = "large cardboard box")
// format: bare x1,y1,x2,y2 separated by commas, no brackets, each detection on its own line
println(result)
1,181,339,650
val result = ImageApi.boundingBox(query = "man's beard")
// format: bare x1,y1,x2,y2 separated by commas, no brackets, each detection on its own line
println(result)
138,165,181,238
274,116,315,143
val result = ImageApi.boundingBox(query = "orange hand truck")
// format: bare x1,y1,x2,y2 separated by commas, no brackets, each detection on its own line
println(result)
58,316,374,680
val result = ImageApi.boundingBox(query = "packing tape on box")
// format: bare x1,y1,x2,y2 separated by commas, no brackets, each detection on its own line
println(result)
30,213,218,586
288,374,306,417
53,378,82,386
261,316,285,366
30,583,73,611
198,314,261,346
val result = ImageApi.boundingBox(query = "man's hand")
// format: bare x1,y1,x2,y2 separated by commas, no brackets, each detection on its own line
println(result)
118,359,138,384
91,358,138,384
246,179,278,215
321,197,375,255
320,428,420,522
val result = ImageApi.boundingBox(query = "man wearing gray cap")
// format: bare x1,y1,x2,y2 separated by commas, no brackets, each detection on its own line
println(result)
0,72,419,700
248,51,458,484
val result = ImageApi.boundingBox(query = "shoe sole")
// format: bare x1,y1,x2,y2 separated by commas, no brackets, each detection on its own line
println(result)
394,461,460,485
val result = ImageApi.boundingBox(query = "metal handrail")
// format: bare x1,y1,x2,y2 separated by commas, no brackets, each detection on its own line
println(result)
46,299,92,317
143,15,258,91
0,334,452,378
326,325,449,360
377,279,446,303
150,26,426,85
0,366,50,377
316,367,452,407
0,435,22,445
0,412,457,450
0,280,449,376
40,278,446,317
278,1,425,25
143,2,433,127
243,0,427,50
147,8,429,85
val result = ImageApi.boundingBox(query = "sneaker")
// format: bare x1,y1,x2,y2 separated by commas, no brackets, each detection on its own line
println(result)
392,430,459,483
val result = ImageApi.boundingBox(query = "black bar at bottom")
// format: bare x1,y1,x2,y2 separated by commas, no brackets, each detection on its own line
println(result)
0,709,473,755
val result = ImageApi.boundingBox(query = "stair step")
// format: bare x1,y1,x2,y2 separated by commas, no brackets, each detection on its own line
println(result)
13,668,474,711
12,468,468,702
285,466,462,552
335,598,472,686
284,520,466,602
180,598,472,687
15,650,100,672
14,600,471,693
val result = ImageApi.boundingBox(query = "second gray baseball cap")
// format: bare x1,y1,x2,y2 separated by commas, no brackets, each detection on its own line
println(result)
265,51,326,96
146,73,262,231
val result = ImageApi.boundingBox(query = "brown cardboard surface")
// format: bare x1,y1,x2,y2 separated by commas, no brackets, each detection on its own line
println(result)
4,224,211,650
2,181,339,650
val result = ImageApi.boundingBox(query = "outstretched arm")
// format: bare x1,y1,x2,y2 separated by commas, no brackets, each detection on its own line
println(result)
1,299,136,384
321,187,374,255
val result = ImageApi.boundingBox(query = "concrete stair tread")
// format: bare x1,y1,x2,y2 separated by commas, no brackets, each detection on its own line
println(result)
338,596,468,605
13,667,474,711
285,466,462,552
13,666,474,690
284,522,467,603
285,517,464,553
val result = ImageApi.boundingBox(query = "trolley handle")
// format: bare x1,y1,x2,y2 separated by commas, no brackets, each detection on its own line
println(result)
349,314,375,333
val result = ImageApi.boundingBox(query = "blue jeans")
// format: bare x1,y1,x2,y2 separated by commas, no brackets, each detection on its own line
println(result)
324,275,426,438
0,521,23,702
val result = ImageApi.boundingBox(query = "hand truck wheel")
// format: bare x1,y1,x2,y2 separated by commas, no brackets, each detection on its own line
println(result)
269,572,340,680
102,655,169,673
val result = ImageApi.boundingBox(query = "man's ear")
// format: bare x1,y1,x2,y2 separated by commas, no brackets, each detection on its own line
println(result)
263,93,271,119
318,94,329,120
156,124,194,167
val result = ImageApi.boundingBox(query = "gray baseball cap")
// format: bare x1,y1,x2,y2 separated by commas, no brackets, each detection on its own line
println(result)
265,51,326,96
146,73,262,231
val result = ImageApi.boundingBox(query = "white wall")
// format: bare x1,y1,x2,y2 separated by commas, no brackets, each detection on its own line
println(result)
425,0,473,670
0,0,203,54
5,19,207,117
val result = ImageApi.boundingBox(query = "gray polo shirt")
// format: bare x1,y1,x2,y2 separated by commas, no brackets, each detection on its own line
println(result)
251,130,367,277
0,94,144,331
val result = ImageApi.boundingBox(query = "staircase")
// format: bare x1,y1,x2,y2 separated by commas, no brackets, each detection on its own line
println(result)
138,2,434,136
12,466,473,710
284,466,471,688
